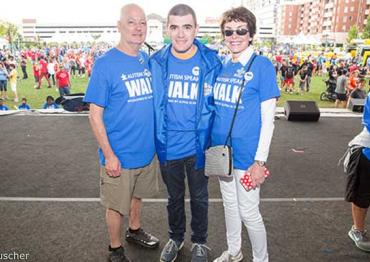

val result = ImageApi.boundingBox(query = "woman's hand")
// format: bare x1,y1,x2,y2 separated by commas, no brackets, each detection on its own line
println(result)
247,162,266,188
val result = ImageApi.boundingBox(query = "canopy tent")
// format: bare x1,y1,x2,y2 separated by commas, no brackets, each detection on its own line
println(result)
0,37,9,48
47,33,94,43
282,32,322,46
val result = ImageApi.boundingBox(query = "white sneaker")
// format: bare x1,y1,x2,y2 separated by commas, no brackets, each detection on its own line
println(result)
213,250,243,262
348,226,370,252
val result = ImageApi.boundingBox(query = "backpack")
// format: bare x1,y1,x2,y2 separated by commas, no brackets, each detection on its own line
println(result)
55,93,89,112
286,67,294,78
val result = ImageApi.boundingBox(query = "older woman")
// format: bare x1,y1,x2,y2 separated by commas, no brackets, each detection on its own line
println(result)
212,7,280,262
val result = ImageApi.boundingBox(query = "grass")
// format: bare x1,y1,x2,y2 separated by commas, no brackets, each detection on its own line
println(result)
276,75,334,107
2,62,335,109
3,62,89,110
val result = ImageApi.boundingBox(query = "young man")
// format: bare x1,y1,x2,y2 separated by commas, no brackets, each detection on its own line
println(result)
335,69,348,108
55,65,71,96
284,62,295,93
150,4,221,262
84,4,159,262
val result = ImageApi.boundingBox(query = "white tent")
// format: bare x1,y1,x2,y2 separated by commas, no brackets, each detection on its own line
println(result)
290,33,322,46
306,35,321,45
0,37,9,48
47,33,94,43
292,32,308,45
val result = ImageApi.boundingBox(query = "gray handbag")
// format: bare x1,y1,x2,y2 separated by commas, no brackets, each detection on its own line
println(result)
205,54,257,177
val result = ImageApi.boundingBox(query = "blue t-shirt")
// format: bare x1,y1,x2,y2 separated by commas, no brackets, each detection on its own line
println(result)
165,51,201,160
18,104,31,110
0,68,7,81
211,56,280,170
0,105,9,111
362,93,370,159
84,48,155,169
42,102,59,109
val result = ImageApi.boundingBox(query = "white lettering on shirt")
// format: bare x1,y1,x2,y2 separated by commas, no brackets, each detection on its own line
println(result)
168,81,198,100
213,82,242,104
124,77,153,100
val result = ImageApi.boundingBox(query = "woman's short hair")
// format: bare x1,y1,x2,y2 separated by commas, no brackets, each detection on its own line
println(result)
220,6,256,41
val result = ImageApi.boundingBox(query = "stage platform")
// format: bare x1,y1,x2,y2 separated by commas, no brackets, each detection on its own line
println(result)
0,113,369,262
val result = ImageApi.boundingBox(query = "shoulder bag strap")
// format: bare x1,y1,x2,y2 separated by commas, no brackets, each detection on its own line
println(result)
224,53,257,147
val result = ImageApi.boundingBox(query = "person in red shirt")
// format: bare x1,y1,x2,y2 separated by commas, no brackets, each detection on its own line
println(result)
32,62,41,88
348,70,358,93
55,65,71,96
37,56,51,88
85,55,93,78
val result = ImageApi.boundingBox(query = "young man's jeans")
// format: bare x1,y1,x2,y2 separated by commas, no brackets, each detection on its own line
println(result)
58,86,70,97
160,155,209,244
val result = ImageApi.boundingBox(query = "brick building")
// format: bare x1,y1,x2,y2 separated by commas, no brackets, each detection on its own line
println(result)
278,0,370,44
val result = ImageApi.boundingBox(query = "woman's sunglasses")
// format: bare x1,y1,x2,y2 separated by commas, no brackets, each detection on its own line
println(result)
224,28,249,37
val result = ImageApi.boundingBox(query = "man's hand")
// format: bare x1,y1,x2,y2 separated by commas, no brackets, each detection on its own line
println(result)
247,162,266,188
105,154,121,177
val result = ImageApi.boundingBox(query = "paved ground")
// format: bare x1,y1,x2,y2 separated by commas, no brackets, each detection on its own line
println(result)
0,114,369,262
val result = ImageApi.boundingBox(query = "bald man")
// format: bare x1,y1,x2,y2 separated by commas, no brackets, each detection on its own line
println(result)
84,4,159,262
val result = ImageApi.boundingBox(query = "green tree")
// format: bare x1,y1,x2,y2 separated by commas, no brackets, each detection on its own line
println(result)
0,21,19,51
347,25,359,43
362,16,370,39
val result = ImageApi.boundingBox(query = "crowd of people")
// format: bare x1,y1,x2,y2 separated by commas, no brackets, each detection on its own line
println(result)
271,50,370,101
1,24,369,111
0,95,59,111
0,44,110,110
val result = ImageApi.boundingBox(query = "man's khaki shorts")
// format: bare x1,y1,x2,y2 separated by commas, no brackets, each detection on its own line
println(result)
100,156,159,216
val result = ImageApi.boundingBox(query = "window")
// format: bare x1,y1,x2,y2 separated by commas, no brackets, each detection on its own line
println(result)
343,16,347,22
350,6,354,12
344,7,348,13
343,25,346,31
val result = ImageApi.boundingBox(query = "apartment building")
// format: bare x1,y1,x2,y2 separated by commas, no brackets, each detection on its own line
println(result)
279,0,370,44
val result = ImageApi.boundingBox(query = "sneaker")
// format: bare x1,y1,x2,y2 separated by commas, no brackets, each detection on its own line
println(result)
191,243,210,262
213,250,243,262
160,239,184,262
125,228,159,249
348,226,370,252
108,246,131,262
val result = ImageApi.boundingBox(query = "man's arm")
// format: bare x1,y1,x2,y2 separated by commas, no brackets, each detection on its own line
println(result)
89,104,121,177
